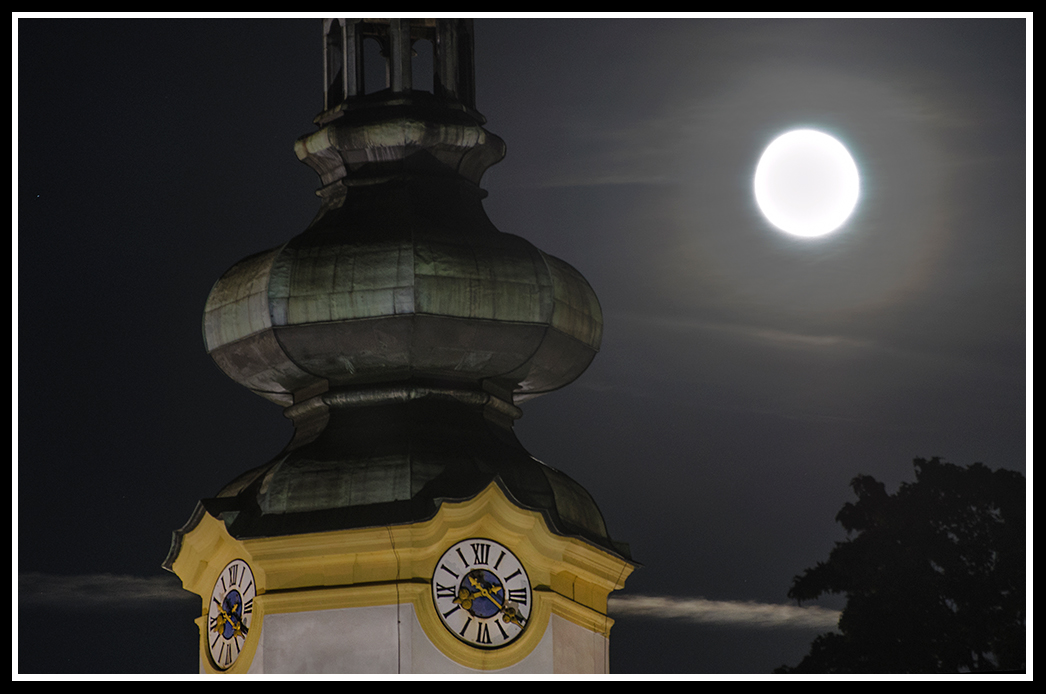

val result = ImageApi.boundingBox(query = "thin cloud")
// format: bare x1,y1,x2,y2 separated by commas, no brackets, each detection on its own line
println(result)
17,573,839,630
613,312,878,352
609,594,840,630
614,311,1018,379
19,572,198,610
536,117,687,190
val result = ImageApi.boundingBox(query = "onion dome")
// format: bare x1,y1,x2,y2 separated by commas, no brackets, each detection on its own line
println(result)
202,176,602,407
171,19,628,565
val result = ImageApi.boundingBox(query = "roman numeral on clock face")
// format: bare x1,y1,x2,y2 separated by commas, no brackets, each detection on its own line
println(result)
435,583,456,599
508,587,528,605
476,622,492,645
471,542,491,565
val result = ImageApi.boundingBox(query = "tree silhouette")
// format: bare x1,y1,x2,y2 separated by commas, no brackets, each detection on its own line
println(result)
777,457,1025,673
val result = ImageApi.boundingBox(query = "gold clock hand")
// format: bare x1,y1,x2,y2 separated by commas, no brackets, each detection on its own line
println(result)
211,600,247,635
466,577,525,627
453,586,474,610
211,604,232,633
484,587,505,611
231,616,249,638
472,581,524,628
467,575,505,611
467,574,503,597
502,604,526,628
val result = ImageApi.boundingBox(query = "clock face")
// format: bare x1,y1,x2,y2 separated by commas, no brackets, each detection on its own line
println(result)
207,558,256,671
432,538,532,648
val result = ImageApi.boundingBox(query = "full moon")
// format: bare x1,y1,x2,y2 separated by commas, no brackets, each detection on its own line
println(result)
754,129,860,238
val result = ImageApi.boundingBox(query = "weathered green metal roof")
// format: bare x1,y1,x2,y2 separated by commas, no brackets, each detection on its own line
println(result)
204,179,602,407
166,390,630,564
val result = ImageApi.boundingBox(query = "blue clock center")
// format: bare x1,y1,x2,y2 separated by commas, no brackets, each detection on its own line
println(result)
221,590,243,639
462,569,504,619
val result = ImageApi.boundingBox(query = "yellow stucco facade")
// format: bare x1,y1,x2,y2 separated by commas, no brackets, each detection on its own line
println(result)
171,481,633,673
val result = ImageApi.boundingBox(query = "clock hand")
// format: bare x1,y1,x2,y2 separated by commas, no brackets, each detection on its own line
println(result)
211,600,248,637
211,604,232,633
454,571,525,629
502,604,526,628
231,616,249,638
467,574,505,611
471,581,524,628
453,586,474,610
466,576,526,627
467,573,503,595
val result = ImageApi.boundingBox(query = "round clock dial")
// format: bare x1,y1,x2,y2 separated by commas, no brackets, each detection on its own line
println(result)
207,558,256,670
432,538,532,648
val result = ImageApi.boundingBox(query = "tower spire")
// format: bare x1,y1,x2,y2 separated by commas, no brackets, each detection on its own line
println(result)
166,20,633,674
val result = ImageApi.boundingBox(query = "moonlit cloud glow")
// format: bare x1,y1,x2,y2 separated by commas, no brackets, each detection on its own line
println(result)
610,594,841,630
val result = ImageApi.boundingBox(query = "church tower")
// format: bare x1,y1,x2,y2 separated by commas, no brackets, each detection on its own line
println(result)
163,19,634,674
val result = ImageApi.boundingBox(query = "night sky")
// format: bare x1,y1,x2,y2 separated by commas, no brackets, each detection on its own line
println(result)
15,16,1028,677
